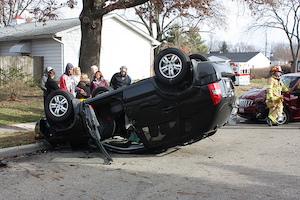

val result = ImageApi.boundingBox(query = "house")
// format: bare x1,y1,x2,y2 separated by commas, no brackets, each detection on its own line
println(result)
0,14,161,80
207,52,271,85
208,52,271,69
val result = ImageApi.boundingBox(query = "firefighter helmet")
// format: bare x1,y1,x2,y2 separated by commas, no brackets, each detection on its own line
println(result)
271,66,283,73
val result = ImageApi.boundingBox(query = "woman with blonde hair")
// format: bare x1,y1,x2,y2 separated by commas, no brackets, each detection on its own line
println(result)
73,67,81,85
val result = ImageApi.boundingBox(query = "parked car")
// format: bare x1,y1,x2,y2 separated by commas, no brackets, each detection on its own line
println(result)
39,48,235,160
237,73,300,124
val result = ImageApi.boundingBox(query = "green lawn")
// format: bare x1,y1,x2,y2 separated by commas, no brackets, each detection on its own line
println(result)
235,78,268,97
0,86,44,126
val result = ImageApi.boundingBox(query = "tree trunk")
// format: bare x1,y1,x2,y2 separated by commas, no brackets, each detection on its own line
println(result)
292,57,299,72
79,14,103,74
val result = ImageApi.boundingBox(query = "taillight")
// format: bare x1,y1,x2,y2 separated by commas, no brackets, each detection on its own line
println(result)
208,82,222,105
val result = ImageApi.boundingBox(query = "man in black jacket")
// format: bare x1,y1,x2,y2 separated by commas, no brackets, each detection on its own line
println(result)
45,68,59,96
110,66,131,90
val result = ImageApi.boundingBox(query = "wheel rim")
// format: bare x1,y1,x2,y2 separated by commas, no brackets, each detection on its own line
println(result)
277,111,287,125
159,53,183,79
49,95,69,117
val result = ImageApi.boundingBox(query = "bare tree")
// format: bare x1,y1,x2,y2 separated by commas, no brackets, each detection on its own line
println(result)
272,42,299,62
246,0,300,72
0,0,76,26
231,42,257,52
127,0,224,54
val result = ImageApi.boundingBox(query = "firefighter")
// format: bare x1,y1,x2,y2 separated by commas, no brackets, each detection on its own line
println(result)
266,66,289,126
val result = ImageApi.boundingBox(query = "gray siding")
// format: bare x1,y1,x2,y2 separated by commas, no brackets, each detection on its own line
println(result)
31,39,63,75
0,41,20,56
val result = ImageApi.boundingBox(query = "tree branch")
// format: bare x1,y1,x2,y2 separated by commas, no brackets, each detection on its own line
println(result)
101,0,148,16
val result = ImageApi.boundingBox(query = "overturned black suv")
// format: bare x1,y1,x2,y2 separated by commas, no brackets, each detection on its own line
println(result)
39,48,235,160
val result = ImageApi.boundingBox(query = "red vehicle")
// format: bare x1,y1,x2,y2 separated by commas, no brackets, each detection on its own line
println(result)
237,73,300,124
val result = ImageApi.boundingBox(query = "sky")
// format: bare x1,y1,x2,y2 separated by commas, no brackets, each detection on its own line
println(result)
58,0,287,54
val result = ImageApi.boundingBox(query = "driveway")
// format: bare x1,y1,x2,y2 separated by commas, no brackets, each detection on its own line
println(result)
1,125,300,200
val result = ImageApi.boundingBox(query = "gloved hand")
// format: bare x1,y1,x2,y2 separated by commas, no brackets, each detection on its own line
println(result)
274,96,283,102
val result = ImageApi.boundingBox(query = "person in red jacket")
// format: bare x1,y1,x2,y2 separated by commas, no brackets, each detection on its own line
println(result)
59,63,75,95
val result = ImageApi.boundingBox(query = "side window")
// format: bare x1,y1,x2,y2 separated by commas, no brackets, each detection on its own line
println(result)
294,81,300,93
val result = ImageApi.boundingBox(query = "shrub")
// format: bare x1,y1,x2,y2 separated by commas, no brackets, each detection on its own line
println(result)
250,64,292,79
250,67,272,79
0,67,31,100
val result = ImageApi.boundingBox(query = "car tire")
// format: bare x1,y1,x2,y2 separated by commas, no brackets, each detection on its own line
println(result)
154,48,191,85
189,54,208,62
277,108,289,125
91,87,109,98
45,90,74,123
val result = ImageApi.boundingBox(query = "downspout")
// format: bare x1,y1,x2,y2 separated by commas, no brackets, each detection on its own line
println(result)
150,42,161,76
52,35,64,75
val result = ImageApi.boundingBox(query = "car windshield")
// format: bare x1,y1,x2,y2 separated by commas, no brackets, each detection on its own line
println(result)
281,76,299,88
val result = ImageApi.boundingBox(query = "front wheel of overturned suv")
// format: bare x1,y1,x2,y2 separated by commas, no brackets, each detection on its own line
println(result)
154,48,191,85
45,90,74,123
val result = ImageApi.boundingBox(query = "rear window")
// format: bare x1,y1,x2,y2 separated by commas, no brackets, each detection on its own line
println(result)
281,76,299,88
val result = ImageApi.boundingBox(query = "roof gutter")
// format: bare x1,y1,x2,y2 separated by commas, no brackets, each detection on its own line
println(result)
52,35,64,75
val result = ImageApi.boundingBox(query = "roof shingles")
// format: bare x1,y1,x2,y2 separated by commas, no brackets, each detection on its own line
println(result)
0,18,80,42
208,52,260,62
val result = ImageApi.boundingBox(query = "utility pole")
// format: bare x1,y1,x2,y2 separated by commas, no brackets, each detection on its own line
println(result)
264,31,268,57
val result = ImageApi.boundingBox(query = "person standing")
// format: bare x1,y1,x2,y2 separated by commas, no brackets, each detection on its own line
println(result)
266,66,289,126
73,67,81,86
45,68,59,97
90,70,109,92
40,67,53,100
90,65,99,80
110,66,131,90
40,67,49,94
76,73,91,100
59,63,75,96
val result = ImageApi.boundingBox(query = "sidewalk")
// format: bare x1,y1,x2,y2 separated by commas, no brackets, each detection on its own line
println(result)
0,122,36,133
0,121,48,159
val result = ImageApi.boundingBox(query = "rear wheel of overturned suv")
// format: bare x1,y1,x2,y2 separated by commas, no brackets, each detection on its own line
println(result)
154,48,191,85
189,54,208,62
45,90,74,124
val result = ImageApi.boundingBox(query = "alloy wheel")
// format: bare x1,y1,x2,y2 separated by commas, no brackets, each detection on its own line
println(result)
49,95,69,117
159,53,183,79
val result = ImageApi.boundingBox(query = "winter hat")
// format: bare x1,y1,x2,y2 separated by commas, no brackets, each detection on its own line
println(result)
46,66,54,73
64,63,74,75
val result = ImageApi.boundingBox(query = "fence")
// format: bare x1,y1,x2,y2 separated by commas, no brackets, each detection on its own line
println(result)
0,56,43,85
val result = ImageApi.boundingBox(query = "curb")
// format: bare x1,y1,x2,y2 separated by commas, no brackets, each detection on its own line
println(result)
0,141,50,159
223,125,300,130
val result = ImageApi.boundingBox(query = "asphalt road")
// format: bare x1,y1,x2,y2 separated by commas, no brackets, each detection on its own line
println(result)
1,122,300,200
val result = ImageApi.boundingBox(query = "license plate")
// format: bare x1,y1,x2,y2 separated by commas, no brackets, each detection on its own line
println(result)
239,108,244,113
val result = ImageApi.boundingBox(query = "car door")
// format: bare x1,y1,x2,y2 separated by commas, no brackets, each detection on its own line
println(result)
288,80,300,120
